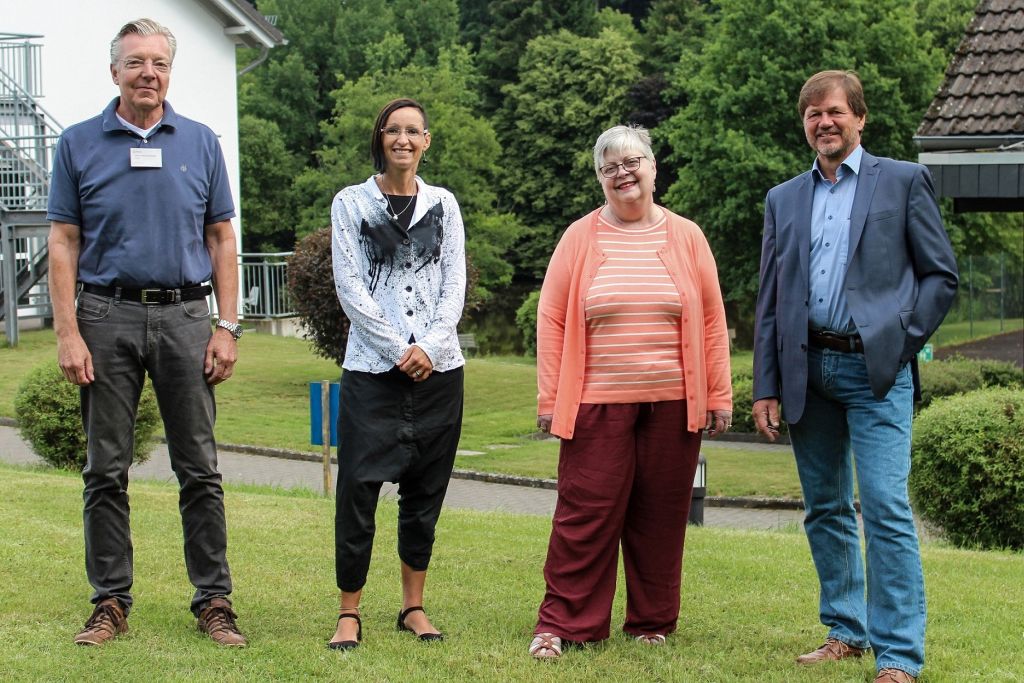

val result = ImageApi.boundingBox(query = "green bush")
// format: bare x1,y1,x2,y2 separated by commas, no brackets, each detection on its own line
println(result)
515,289,541,357
14,364,161,471
918,356,1022,409
910,387,1024,550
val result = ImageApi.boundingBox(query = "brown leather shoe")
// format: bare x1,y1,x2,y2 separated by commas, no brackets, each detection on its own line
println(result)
875,668,916,683
197,597,247,647
796,637,867,664
74,598,127,646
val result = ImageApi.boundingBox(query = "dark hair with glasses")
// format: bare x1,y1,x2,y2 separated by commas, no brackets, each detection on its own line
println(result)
371,98,430,173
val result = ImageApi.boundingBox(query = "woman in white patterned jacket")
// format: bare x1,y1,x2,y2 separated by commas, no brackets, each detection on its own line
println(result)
327,98,466,651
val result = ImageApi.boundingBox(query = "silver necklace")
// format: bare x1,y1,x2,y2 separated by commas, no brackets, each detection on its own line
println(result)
383,192,415,221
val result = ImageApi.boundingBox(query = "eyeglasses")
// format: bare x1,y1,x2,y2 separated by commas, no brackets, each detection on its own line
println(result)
381,127,426,139
599,156,644,178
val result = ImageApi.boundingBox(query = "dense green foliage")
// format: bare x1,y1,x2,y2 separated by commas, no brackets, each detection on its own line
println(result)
514,289,541,356
14,364,160,471
918,356,1023,408
910,388,1024,550
238,0,997,316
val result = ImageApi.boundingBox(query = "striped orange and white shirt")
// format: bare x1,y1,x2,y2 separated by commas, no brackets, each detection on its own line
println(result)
582,212,685,404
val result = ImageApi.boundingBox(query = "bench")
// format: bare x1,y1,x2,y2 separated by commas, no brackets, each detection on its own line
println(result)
458,333,478,357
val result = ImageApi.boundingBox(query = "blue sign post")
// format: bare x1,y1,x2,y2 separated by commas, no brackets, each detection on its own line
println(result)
309,381,341,446
310,381,340,496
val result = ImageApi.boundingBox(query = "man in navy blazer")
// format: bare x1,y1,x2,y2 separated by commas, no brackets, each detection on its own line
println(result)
752,71,957,683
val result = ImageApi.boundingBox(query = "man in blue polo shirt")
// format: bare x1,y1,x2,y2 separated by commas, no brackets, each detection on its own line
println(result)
47,18,246,647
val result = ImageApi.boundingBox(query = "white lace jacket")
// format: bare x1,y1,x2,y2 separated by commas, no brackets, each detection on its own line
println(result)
331,175,466,373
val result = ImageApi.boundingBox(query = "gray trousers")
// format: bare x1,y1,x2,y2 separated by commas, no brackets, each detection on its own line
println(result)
77,291,232,615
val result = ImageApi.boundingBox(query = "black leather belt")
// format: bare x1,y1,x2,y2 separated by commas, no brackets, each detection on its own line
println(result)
808,329,864,353
81,283,211,305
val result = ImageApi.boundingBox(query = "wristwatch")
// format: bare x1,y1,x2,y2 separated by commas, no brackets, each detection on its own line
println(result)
216,319,243,340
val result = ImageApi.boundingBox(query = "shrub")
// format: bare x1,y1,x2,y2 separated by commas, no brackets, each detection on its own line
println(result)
288,229,350,367
288,227,481,367
14,364,161,471
515,290,541,356
910,387,1024,550
918,356,1023,409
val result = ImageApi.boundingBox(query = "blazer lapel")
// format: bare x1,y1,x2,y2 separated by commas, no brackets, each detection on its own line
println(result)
796,173,813,284
848,151,879,258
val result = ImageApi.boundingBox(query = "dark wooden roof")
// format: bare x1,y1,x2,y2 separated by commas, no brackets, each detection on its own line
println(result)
917,0,1024,138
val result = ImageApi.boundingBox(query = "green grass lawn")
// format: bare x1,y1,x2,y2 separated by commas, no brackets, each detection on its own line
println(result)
928,317,1022,348
0,320,1010,501
0,464,1020,681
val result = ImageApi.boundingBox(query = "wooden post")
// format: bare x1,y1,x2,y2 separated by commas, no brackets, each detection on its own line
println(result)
321,380,333,497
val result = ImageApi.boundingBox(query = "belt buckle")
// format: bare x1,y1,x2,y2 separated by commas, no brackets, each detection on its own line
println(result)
140,288,166,305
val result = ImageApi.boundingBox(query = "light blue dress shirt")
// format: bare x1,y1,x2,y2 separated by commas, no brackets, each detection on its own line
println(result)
808,145,863,334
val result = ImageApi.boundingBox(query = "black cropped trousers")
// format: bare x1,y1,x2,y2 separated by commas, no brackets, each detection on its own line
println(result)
334,366,464,592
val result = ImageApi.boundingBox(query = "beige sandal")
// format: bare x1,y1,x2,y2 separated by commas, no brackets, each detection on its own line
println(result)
635,634,667,645
529,632,563,659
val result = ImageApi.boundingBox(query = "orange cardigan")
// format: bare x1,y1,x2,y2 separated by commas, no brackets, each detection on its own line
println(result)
537,207,732,439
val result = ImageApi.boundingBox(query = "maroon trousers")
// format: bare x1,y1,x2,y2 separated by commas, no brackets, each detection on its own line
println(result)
535,401,701,642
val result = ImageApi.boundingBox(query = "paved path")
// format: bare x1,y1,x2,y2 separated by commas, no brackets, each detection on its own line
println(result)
0,424,805,531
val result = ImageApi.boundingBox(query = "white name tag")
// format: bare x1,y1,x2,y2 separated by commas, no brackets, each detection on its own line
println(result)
130,147,162,168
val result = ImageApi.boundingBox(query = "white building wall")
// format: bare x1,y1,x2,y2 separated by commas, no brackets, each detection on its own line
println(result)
3,0,247,251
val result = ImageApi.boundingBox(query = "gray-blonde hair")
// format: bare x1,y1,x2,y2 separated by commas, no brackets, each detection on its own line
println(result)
593,124,654,178
110,18,177,65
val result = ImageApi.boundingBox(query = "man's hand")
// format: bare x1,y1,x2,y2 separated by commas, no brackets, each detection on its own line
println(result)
752,398,781,442
204,327,238,384
57,332,94,386
397,345,433,382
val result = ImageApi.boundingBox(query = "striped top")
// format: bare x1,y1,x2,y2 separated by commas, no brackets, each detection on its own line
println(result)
582,212,685,404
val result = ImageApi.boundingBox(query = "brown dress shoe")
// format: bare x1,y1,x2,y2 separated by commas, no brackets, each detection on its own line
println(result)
197,597,247,647
875,668,916,683
74,598,127,646
796,637,867,664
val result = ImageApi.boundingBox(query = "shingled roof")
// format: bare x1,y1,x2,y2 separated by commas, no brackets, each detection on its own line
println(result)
916,0,1024,140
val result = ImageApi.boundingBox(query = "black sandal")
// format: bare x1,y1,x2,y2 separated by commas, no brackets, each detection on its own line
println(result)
397,606,443,642
327,612,362,650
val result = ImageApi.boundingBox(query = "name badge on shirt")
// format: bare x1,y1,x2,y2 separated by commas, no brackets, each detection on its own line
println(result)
130,147,162,168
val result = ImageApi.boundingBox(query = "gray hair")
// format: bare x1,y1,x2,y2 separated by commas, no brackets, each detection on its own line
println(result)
593,124,654,178
110,18,177,65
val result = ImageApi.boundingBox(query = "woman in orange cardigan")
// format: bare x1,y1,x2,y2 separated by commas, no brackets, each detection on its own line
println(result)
529,124,732,659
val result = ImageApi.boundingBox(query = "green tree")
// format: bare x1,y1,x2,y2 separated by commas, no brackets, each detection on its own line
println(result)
474,0,600,111
291,46,522,301
660,0,947,316
238,115,302,252
495,27,644,277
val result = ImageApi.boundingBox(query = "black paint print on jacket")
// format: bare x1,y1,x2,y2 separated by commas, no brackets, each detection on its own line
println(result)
360,202,445,293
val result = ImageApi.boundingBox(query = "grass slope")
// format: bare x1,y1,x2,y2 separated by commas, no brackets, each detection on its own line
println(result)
1,465,1021,681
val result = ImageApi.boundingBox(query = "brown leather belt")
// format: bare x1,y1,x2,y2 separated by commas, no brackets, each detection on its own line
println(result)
808,329,864,353
81,283,211,305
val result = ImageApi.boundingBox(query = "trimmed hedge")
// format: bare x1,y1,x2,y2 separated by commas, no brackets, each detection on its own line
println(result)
918,356,1022,409
14,364,160,471
910,387,1023,550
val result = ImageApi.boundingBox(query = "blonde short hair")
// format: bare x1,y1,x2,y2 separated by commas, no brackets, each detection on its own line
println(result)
110,18,177,65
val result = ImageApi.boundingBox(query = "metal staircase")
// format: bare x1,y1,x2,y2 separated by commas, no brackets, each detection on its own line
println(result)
0,32,61,345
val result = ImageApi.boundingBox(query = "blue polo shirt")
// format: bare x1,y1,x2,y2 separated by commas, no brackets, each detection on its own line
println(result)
47,98,235,288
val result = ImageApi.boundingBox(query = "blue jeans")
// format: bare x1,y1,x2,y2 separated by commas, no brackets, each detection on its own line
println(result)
77,291,233,615
788,348,924,677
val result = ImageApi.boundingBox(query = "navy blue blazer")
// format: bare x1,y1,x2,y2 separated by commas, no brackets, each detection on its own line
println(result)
752,149,958,424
